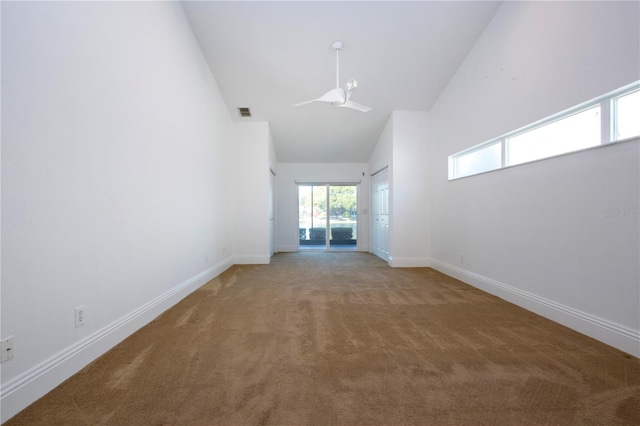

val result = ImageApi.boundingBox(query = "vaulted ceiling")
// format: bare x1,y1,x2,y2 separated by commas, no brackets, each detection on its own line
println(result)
181,1,502,163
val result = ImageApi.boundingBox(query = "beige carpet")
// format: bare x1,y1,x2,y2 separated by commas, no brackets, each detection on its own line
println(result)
6,252,640,425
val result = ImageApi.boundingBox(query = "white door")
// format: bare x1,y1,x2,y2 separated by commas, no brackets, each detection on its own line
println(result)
371,168,389,261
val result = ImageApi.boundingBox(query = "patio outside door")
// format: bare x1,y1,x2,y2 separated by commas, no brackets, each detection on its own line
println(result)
298,184,357,250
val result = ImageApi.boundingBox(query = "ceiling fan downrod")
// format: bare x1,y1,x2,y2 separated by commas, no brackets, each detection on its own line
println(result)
293,39,372,112
331,40,343,89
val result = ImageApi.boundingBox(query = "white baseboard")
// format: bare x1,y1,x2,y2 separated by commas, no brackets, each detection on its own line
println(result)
390,256,431,268
0,258,233,424
276,245,298,252
429,258,640,358
5,257,637,423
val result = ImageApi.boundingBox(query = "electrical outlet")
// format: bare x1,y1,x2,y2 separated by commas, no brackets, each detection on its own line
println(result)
460,254,464,265
205,254,209,264
75,306,85,328
1,336,14,363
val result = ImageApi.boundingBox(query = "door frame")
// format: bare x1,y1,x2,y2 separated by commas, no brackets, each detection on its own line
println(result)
297,183,359,251
371,166,390,261
269,168,276,257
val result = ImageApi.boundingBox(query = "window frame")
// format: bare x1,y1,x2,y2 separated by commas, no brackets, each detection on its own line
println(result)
448,81,640,180
450,140,502,179
611,87,640,142
504,103,602,167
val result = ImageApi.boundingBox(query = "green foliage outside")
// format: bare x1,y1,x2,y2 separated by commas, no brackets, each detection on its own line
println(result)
328,186,357,218
299,185,357,220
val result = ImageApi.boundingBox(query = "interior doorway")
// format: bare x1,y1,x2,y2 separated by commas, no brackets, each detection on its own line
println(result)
298,184,358,250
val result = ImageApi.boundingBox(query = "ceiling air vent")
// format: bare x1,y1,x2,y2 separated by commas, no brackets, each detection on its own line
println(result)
238,107,252,117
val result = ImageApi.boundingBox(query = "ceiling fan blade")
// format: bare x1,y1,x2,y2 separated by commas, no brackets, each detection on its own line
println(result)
294,42,369,111
293,99,316,107
294,88,345,107
316,88,345,103
339,100,372,113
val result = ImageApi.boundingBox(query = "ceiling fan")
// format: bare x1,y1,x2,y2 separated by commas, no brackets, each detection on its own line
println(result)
294,41,372,113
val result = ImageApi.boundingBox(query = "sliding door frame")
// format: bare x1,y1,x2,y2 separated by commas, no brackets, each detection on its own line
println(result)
297,181,360,251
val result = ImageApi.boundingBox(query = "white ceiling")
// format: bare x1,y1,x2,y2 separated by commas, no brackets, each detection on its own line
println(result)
181,1,502,163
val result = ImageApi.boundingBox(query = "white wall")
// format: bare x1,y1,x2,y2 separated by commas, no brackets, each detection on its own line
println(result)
369,115,393,177
269,130,278,174
276,163,369,252
1,2,235,421
427,1,640,356
367,112,430,267
233,122,274,264
390,112,430,267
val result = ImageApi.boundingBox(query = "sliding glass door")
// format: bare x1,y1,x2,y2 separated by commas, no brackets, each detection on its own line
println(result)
298,184,357,250
328,186,357,249
298,185,327,247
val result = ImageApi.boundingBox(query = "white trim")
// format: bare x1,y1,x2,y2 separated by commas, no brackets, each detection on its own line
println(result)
389,257,430,268
612,87,640,141
370,165,389,177
450,136,639,181
429,258,640,358
601,96,612,144
449,80,640,180
0,259,233,423
295,179,361,185
276,245,299,252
